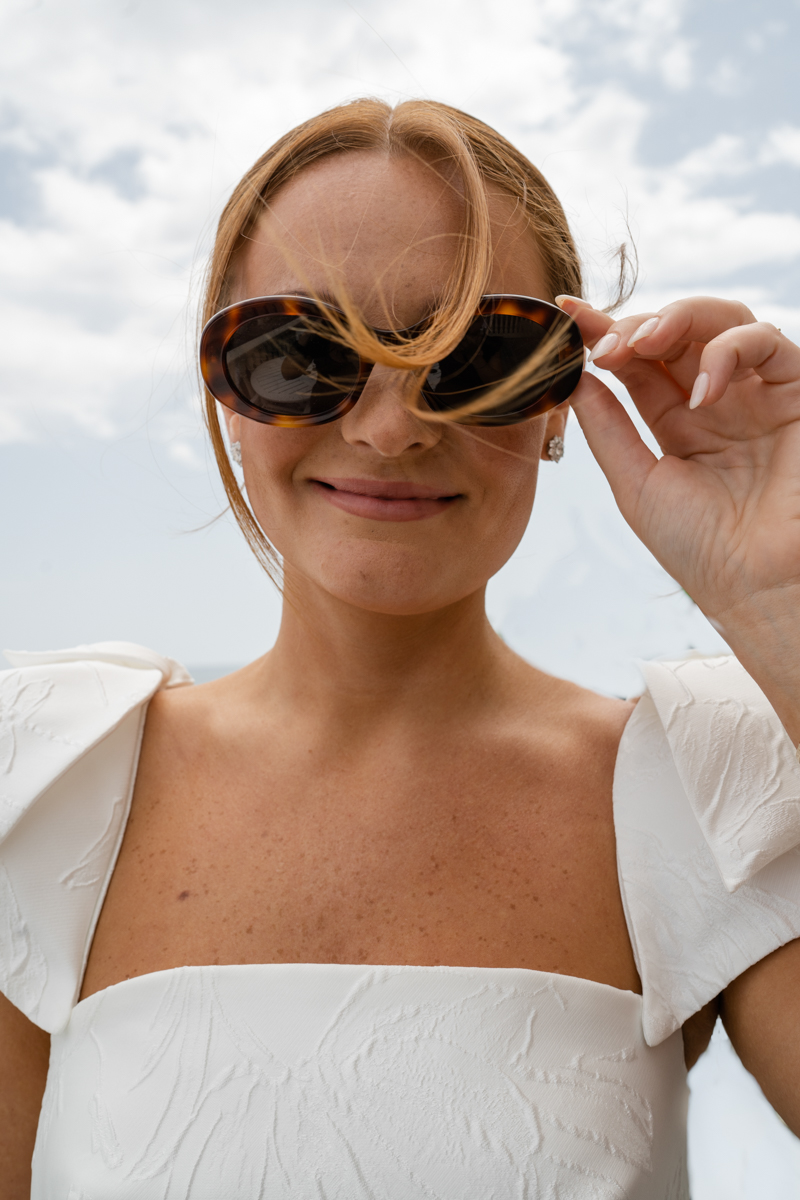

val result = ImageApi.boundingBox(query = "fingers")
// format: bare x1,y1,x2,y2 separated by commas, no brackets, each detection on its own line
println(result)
561,299,700,399
581,296,759,371
556,296,614,345
568,371,657,522
560,295,800,419
689,322,800,409
562,298,700,432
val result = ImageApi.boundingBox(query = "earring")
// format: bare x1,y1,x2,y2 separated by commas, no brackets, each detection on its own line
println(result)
547,436,564,463
230,440,242,467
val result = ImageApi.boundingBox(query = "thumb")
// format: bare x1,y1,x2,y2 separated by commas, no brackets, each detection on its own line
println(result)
570,371,658,522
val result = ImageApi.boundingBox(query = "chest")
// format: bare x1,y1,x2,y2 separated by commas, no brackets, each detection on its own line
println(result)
80,731,639,998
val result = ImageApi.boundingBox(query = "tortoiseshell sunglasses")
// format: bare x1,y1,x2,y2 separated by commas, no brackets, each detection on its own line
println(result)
199,293,583,427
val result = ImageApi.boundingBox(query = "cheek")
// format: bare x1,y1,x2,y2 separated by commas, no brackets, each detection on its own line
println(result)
238,425,318,521
445,441,541,580
481,463,539,559
464,424,543,514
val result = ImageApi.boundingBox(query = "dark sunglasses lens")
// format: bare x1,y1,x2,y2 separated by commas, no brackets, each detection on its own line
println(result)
222,315,362,419
423,312,577,421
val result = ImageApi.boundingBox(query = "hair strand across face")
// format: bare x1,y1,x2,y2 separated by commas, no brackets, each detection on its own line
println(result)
200,97,591,582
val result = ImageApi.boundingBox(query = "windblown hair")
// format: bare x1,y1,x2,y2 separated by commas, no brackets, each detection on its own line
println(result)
200,97,591,578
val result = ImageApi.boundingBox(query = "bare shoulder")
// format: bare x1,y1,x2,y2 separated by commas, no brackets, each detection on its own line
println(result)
138,661,265,767
481,652,642,991
504,650,637,774
546,671,636,738
126,663,272,838
144,663,256,732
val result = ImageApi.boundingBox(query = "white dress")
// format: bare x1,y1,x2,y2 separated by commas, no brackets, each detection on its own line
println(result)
2,643,800,1199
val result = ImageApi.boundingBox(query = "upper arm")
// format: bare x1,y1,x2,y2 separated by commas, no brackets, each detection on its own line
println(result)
721,936,800,1136
0,991,50,1199
682,995,720,1071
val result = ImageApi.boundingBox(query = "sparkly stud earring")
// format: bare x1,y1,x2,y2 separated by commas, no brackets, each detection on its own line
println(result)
547,436,564,463
230,440,242,467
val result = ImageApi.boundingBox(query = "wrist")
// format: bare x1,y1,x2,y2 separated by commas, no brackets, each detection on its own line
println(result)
709,589,800,747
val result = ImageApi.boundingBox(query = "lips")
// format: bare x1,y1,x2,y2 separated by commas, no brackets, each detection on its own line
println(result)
311,476,461,522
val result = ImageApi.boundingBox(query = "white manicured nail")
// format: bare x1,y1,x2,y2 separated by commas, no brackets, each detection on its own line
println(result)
689,372,710,409
627,317,659,347
588,332,619,362
555,294,592,309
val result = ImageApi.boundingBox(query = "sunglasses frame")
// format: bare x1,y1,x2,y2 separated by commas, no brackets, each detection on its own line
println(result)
199,293,583,428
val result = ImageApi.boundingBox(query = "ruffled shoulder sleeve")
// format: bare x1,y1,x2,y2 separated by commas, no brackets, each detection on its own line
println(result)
615,654,800,1047
0,642,192,1033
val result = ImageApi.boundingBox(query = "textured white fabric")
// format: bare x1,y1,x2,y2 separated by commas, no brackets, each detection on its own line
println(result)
33,964,690,1199
640,655,800,892
0,644,191,1030
1,643,799,1196
614,690,800,1046
3,641,193,687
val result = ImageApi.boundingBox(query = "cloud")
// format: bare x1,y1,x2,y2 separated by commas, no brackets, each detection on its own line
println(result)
1,0,799,444
761,124,800,168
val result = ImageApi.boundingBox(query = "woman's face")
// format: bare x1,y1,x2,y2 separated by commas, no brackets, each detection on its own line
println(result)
228,150,567,616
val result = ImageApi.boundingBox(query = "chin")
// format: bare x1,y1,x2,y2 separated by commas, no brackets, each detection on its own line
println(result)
298,542,478,616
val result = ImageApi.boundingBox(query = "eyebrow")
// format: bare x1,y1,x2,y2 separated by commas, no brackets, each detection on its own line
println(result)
255,284,341,307
242,286,445,329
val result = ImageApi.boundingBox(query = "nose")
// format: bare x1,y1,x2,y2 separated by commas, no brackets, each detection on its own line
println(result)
339,364,443,457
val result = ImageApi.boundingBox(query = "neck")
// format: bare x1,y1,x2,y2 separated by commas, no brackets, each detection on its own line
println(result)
258,572,509,730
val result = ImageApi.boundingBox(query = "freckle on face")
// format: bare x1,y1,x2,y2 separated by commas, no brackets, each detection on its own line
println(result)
230,151,558,619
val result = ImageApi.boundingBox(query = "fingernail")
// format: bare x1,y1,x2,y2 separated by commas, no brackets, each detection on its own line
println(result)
555,294,592,309
627,316,659,347
588,332,619,362
689,372,710,409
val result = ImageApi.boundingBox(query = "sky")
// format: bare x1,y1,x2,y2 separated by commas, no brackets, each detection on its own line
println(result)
4,0,800,684
2,0,800,1189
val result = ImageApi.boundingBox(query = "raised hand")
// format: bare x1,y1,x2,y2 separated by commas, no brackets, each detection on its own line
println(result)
558,295,800,737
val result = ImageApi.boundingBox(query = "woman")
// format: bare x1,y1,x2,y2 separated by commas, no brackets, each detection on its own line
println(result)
2,97,799,1198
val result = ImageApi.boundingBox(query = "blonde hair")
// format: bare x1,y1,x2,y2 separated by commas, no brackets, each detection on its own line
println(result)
201,97,585,579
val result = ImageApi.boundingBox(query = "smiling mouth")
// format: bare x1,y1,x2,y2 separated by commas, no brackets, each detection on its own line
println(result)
311,477,462,522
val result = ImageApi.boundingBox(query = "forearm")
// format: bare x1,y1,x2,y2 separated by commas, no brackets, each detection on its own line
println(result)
713,586,800,749
721,937,800,1137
